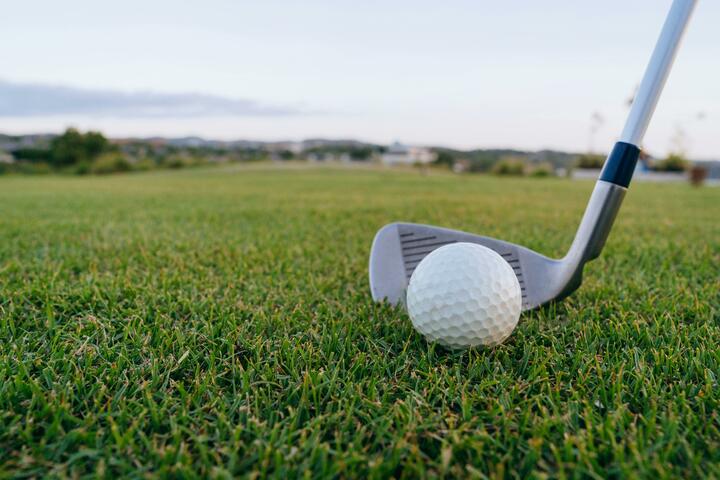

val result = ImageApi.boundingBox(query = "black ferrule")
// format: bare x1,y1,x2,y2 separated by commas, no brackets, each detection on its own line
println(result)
598,142,641,188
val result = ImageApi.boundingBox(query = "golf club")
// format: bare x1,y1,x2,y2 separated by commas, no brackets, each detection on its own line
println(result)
369,0,698,311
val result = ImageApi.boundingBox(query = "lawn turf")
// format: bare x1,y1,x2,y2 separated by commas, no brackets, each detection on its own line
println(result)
0,166,719,478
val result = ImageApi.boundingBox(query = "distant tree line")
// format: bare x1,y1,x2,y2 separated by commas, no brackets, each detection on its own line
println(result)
432,148,565,176
8,128,131,174
3,128,231,175
13,128,109,168
2,129,390,175
434,147,691,176
574,151,689,172
1,128,694,176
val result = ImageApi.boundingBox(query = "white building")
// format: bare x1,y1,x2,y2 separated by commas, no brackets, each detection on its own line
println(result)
381,142,436,166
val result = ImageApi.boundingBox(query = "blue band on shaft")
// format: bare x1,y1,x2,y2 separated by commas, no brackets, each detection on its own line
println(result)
599,142,641,188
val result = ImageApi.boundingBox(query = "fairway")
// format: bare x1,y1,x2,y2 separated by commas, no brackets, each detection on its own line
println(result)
1,166,719,477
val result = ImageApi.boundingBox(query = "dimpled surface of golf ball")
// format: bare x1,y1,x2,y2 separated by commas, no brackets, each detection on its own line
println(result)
406,242,522,348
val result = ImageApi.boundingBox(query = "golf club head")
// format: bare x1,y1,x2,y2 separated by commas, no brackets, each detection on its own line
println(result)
369,223,571,311
369,181,628,311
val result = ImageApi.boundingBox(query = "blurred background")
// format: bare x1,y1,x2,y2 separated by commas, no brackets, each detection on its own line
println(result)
0,0,717,181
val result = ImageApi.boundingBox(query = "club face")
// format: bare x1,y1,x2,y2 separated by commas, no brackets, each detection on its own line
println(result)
369,223,578,311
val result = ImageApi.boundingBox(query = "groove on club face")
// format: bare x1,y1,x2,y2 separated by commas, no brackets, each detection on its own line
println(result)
502,253,528,306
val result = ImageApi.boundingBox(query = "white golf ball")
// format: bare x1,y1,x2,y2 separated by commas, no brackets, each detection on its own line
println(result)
406,242,522,348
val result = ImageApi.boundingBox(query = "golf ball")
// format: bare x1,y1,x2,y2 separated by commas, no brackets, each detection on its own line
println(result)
406,242,522,348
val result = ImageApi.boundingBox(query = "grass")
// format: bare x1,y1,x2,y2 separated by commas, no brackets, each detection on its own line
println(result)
0,166,718,478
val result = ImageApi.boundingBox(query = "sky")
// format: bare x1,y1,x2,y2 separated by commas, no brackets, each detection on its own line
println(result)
1,0,718,158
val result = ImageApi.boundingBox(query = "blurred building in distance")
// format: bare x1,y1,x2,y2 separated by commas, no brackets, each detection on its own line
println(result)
381,142,436,166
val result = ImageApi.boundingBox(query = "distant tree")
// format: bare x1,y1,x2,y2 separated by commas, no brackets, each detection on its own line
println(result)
50,128,109,167
655,153,688,172
434,151,455,168
467,152,509,172
529,162,554,177
11,148,52,163
50,128,84,166
90,153,133,174
84,131,110,158
349,148,372,161
576,153,605,169
279,150,294,161
492,157,525,176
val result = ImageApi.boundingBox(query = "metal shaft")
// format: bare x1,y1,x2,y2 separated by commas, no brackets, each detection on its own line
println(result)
620,0,698,146
570,0,698,269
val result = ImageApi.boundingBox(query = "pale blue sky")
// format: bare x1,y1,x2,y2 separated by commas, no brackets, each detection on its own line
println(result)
0,0,717,157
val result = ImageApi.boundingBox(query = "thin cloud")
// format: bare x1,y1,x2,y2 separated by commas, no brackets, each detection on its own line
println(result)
0,80,302,117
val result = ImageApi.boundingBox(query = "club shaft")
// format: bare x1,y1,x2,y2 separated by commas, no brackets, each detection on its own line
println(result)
573,0,697,266
620,0,698,146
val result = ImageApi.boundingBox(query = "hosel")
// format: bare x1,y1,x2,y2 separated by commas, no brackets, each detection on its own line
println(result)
565,142,641,265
